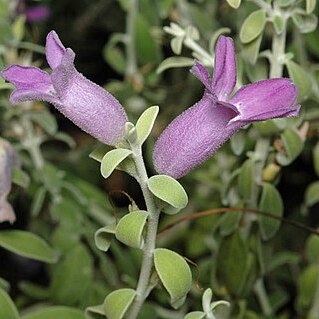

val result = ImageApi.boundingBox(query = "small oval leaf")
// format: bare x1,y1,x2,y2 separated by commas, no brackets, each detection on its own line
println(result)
147,175,188,214
0,231,57,263
154,248,192,307
292,12,318,34
115,211,148,248
258,183,283,240
184,311,206,319
226,0,241,9
202,288,213,313
21,306,85,319
136,106,159,146
94,225,116,252
156,57,194,74
276,128,304,166
306,0,316,14
240,10,266,44
100,149,133,179
286,60,312,102
238,159,254,202
104,288,136,319
0,288,19,319
305,181,319,207
85,304,105,318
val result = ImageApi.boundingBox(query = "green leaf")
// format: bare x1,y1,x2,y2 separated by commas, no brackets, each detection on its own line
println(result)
100,149,133,179
254,118,287,136
0,278,10,291
21,306,85,319
154,248,192,308
305,181,319,207
238,159,254,201
156,57,194,74
184,312,206,319
89,144,111,163
171,36,184,55
216,231,248,296
135,14,161,64
278,0,296,7
54,132,76,148
313,142,319,177
241,34,262,65
135,106,159,146
230,131,246,155
306,0,316,14
147,175,188,214
226,0,241,9
115,211,148,249
219,210,242,236
94,225,116,252
0,231,57,263
50,244,93,305
286,60,312,101
103,33,126,74
306,235,319,263
258,183,283,240
12,167,30,188
202,288,213,313
276,128,304,166
104,288,136,319
18,281,49,300
29,110,58,135
85,304,105,319
297,265,319,311
292,12,318,34
240,10,266,44
0,288,19,319
30,187,46,217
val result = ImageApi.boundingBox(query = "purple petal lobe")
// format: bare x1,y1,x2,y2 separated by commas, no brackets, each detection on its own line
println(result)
26,6,50,22
153,97,239,179
229,78,299,124
190,61,213,94
51,49,128,145
45,31,66,69
212,36,237,102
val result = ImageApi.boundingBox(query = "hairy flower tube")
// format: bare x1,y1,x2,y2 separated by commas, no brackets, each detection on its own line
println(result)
2,31,128,146
153,36,300,179
0,138,18,224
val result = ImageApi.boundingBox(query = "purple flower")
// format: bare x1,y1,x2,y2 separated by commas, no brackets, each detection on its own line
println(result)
17,0,50,22
153,36,300,179
0,139,18,224
2,31,128,146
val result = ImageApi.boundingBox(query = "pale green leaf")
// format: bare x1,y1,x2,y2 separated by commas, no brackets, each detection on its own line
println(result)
278,0,296,6
136,106,159,145
306,0,316,14
313,142,319,177
22,306,85,319
94,225,116,252
286,60,312,101
276,128,304,166
85,304,105,319
154,248,192,307
306,235,319,263
241,34,262,65
202,288,213,313
184,311,205,319
100,149,133,179
12,167,30,188
305,181,319,207
104,288,136,319
258,183,283,240
238,159,254,201
171,36,184,55
147,175,188,214
292,12,318,34
0,288,19,319
89,144,111,163
29,110,58,135
273,15,284,34
115,211,148,248
30,187,46,217
226,0,241,9
0,231,57,263
156,57,194,74
240,10,266,44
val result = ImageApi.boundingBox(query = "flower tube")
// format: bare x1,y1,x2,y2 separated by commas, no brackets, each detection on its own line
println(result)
153,36,300,179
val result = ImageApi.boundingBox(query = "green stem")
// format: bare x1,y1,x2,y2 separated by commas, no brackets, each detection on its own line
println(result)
269,5,287,78
127,145,160,319
254,278,273,316
125,0,138,78
22,114,44,170
183,37,214,66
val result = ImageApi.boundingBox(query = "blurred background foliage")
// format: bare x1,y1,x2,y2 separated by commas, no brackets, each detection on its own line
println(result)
0,0,319,318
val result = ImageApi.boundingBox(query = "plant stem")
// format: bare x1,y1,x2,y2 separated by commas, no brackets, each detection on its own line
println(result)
184,37,215,66
125,0,138,78
22,113,44,170
269,5,287,78
254,279,273,316
127,145,160,319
